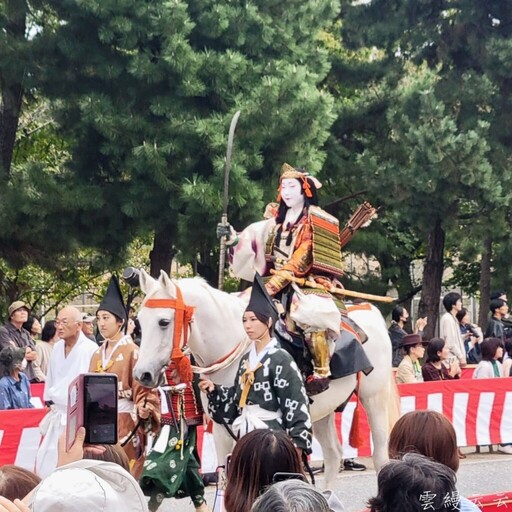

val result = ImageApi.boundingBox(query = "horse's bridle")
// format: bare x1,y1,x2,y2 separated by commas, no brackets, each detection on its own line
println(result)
142,282,251,378
143,284,195,383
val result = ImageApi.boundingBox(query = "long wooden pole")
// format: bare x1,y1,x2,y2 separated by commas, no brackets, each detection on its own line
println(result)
218,110,241,290
269,270,394,303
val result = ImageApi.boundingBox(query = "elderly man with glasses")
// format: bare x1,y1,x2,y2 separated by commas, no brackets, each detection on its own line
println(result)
35,306,98,478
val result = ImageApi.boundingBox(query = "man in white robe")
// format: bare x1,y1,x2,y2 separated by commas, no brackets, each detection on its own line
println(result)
35,306,98,478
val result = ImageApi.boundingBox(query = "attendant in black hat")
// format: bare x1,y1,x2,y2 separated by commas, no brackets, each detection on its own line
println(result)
89,276,161,479
396,334,429,383
199,274,312,456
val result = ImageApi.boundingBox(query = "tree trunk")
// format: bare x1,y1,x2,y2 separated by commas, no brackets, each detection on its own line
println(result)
196,248,218,287
149,226,176,278
0,0,26,179
478,236,492,331
418,220,445,339
395,255,415,326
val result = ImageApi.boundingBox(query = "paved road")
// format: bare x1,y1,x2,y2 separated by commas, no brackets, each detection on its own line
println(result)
158,450,512,511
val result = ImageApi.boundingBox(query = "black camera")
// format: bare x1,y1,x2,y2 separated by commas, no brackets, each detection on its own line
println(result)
122,267,141,288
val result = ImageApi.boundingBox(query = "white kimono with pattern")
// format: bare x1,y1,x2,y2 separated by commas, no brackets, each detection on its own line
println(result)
207,339,312,452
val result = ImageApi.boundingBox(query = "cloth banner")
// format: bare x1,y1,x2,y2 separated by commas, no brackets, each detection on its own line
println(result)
2,378,512,470
338,377,512,459
0,408,46,468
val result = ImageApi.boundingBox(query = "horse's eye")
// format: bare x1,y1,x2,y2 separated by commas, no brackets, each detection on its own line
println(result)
159,319,171,327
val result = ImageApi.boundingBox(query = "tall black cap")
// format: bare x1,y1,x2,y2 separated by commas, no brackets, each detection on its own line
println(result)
97,276,128,322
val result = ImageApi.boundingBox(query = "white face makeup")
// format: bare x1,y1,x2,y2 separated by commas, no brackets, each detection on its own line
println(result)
280,178,305,210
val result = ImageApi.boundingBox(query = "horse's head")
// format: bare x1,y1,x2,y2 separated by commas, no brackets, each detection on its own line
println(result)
133,269,182,388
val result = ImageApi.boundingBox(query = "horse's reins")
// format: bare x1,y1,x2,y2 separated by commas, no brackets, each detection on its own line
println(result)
190,336,252,375
120,397,147,448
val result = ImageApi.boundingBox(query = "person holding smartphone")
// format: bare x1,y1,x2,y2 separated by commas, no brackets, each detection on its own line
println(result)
89,276,161,479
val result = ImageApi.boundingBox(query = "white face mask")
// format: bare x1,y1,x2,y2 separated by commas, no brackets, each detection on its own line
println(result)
20,359,27,371
280,179,305,210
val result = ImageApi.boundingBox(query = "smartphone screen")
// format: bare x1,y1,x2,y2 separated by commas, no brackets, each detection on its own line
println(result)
84,374,118,444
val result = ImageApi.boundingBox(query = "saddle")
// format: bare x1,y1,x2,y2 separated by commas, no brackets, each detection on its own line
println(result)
274,307,373,390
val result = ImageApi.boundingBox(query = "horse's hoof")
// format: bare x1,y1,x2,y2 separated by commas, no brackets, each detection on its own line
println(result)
305,376,330,396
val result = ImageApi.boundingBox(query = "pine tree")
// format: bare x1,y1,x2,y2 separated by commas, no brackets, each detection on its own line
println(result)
29,0,340,278
327,1,512,333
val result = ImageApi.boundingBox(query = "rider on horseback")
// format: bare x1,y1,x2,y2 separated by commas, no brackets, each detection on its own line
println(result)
218,163,346,394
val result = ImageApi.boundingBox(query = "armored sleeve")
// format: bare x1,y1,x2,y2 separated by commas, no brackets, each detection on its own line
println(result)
265,221,314,296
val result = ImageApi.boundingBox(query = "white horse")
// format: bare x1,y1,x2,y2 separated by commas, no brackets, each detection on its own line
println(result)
134,270,399,490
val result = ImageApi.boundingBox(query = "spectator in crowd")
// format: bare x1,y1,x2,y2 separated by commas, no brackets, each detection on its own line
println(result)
472,339,510,455
422,338,461,381
81,313,97,342
82,443,131,472
21,316,46,382
28,460,149,511
396,334,428,383
473,337,503,379
0,346,34,410
223,429,344,512
0,465,40,502
456,308,483,364
367,453,464,512
492,290,512,340
251,480,332,512
89,276,160,479
225,429,304,512
440,292,467,367
502,340,512,377
439,292,467,367
35,306,98,478
0,301,40,382
199,275,312,455
485,299,508,341
387,411,479,510
4,426,145,512
388,306,427,367
35,320,58,377
22,316,42,342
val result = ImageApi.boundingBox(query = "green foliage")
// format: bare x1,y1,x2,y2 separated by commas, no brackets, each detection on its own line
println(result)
25,0,339,274
325,0,512,306
0,237,152,323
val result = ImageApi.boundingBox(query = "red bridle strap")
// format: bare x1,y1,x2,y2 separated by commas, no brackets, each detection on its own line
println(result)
144,287,195,383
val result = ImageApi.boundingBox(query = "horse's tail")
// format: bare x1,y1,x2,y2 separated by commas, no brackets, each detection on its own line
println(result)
387,373,401,432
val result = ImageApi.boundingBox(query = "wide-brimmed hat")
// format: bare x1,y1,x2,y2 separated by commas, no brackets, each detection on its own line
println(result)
82,313,95,323
400,333,429,348
8,300,30,318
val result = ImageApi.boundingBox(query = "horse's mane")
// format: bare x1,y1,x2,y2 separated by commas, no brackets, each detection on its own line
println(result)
175,277,247,316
